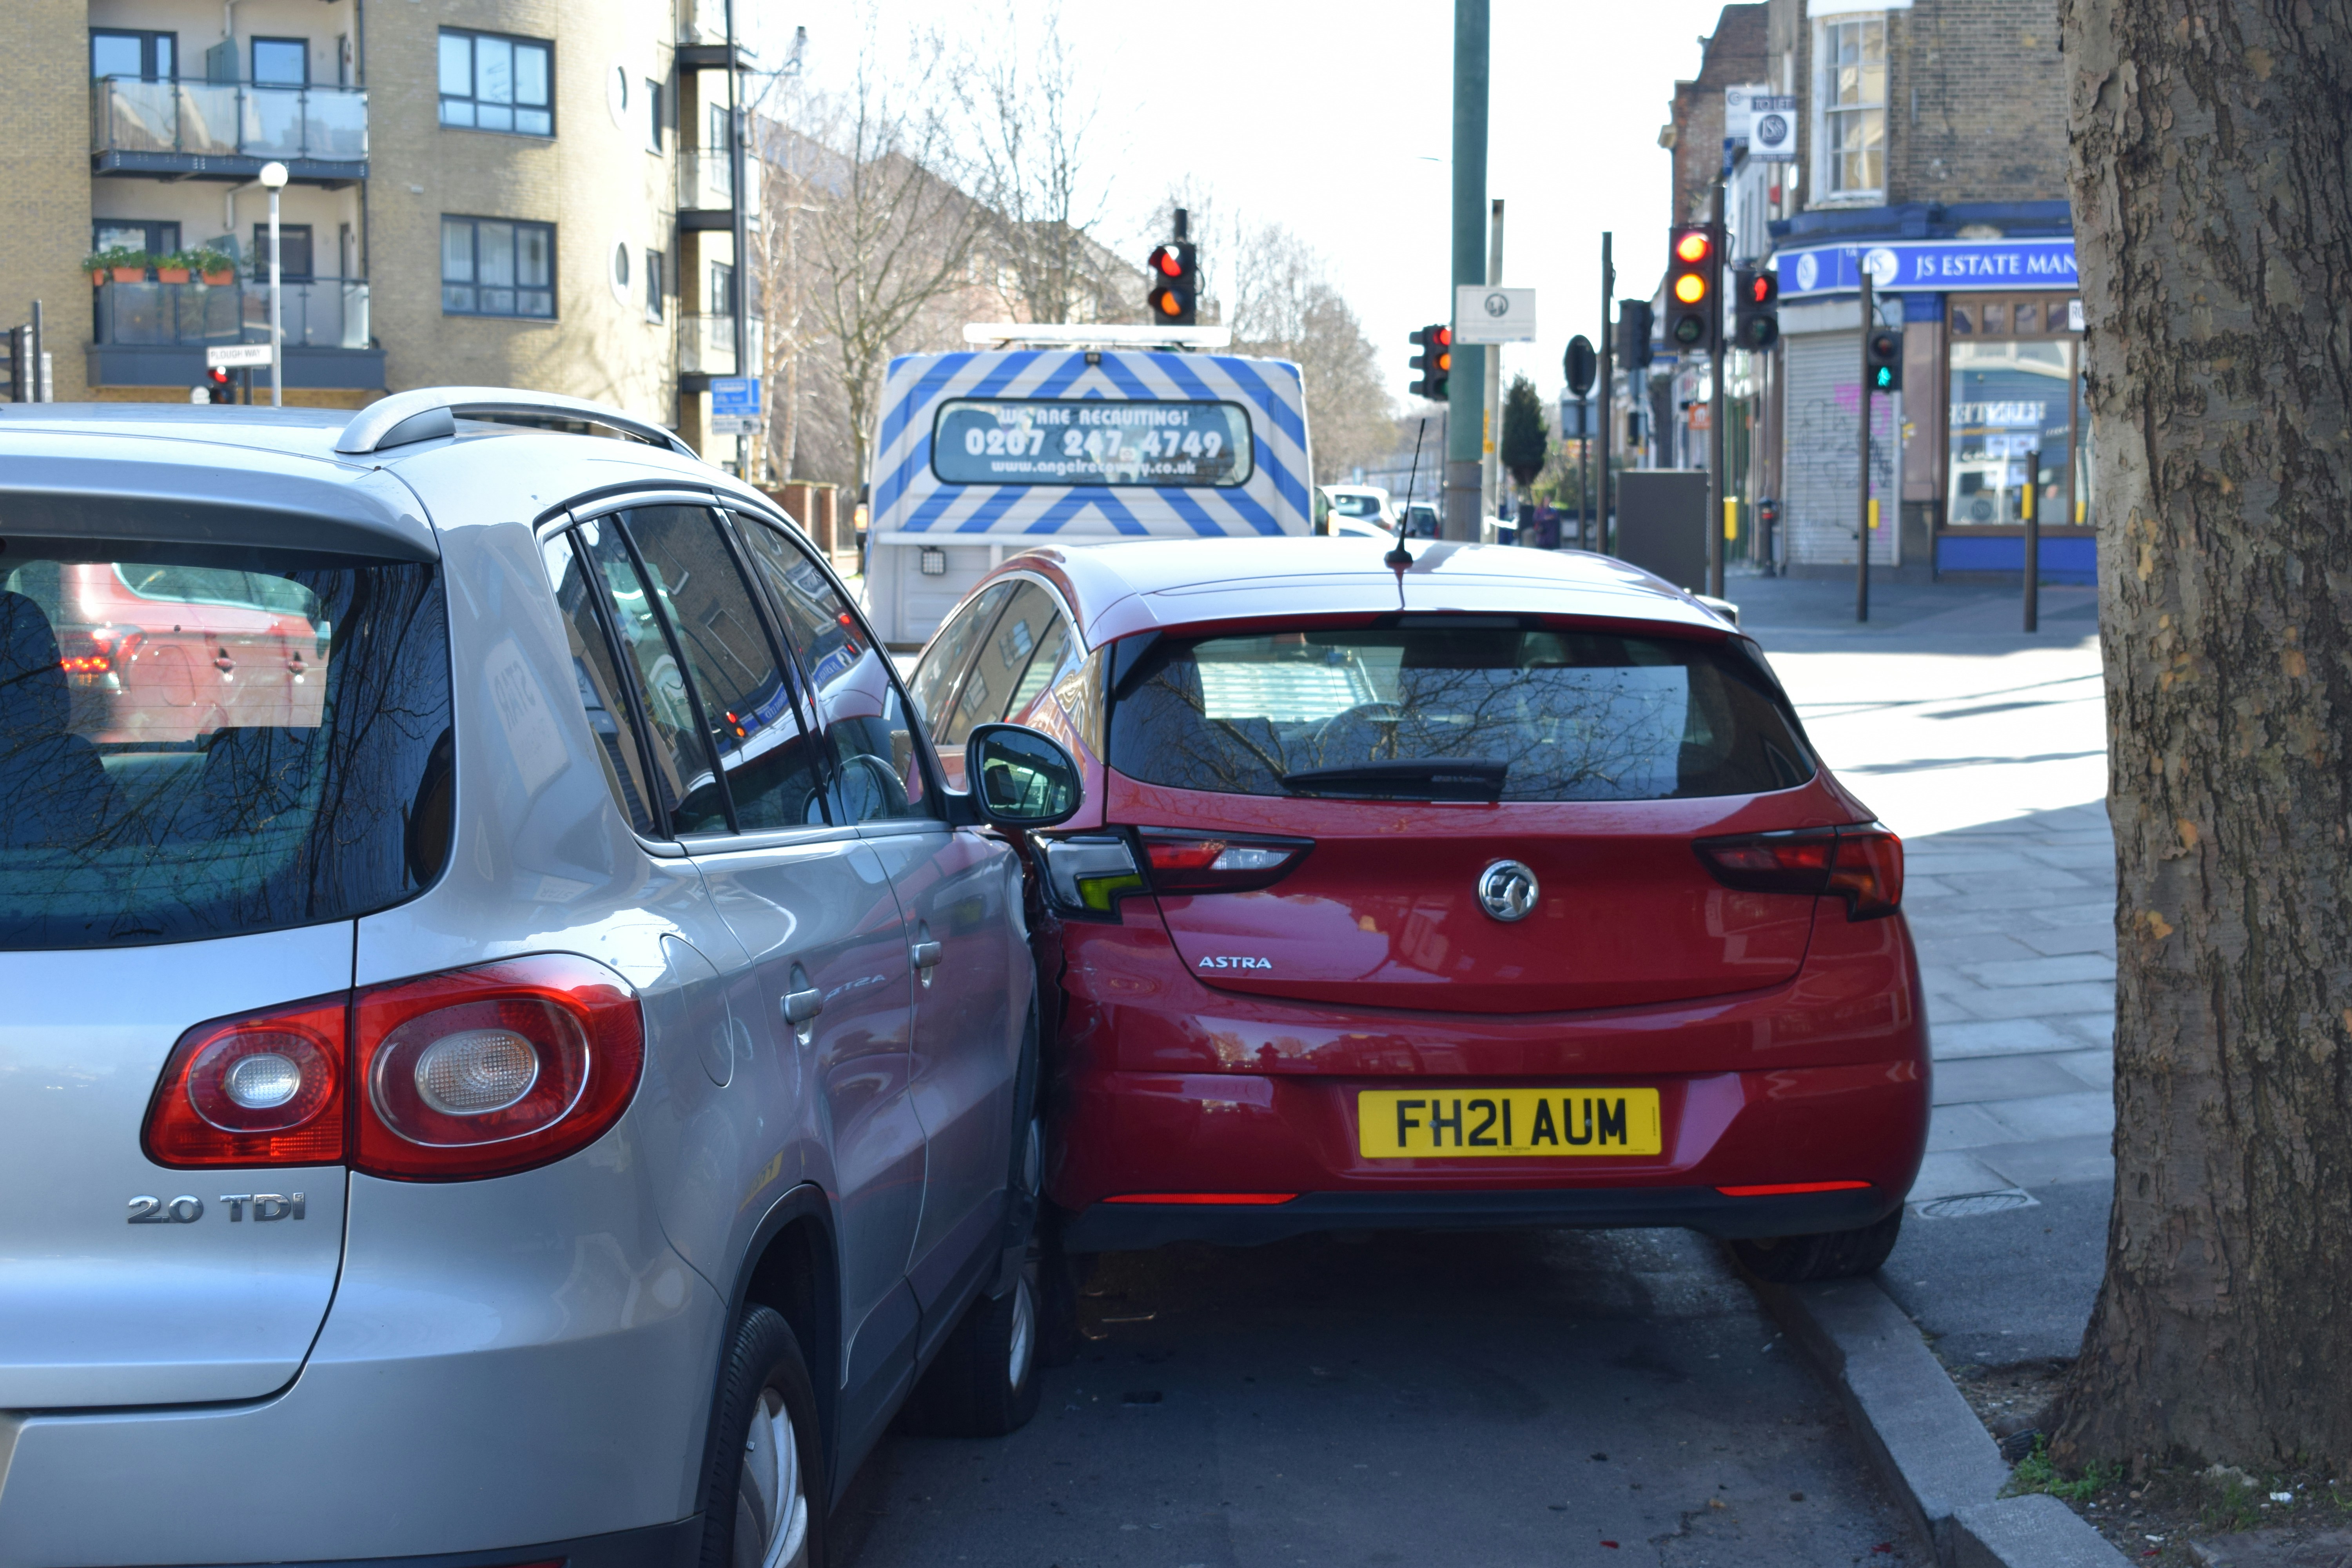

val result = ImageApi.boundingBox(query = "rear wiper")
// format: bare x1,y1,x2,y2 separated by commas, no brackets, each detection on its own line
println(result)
1279,759,1506,802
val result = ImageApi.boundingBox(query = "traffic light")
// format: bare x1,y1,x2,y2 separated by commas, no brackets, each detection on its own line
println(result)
1666,225,1720,352
205,365,234,405
1733,268,1779,351
1865,326,1905,392
1409,323,1452,401
1145,240,1198,325
1616,300,1654,371
1563,334,1597,399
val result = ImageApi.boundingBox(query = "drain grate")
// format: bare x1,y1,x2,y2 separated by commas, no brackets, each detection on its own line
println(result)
1912,1188,2040,1220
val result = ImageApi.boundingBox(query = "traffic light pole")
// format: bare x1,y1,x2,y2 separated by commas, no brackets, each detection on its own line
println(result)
1595,231,1612,554
1482,198,1504,527
1444,0,1488,544
1856,267,1874,624
1707,181,1727,599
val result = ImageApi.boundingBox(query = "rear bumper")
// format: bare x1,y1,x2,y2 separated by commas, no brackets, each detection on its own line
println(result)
1061,1182,1895,1252
1045,909,1930,1251
11,1519,702,1568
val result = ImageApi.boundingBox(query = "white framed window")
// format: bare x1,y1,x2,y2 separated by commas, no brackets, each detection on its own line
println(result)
1814,14,1886,200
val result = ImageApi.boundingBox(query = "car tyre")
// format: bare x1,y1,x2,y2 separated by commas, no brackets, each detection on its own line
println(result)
698,1305,826,1568
900,1252,1045,1437
1729,1207,1905,1283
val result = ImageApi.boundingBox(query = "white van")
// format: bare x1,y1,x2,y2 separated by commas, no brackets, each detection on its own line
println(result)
862,347,1314,646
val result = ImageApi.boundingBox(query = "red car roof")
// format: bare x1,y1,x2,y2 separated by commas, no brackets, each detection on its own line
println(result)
980,538,1734,648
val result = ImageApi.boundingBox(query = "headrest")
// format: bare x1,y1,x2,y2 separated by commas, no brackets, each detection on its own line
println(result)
0,590,70,742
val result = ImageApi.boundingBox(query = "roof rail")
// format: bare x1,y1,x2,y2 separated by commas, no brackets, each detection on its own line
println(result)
335,387,701,460
959,323,1234,350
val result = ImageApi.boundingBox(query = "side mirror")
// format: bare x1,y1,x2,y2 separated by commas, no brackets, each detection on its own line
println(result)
963,723,1083,829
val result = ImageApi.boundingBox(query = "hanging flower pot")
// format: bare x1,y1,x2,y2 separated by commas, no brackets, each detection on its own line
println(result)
201,269,234,287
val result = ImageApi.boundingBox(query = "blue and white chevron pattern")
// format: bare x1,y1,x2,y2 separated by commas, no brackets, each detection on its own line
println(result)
869,350,1313,539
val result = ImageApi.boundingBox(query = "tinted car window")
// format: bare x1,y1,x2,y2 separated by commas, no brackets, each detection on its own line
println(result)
944,582,1073,745
0,546,450,949
907,579,1012,728
540,532,661,836
619,507,826,833
732,515,933,824
1109,624,1815,802
569,516,728,834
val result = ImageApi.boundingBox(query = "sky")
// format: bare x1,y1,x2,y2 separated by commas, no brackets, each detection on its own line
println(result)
753,0,1735,413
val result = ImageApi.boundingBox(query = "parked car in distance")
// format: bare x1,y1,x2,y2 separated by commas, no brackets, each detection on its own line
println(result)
1320,485,1395,529
908,537,1928,1289
0,390,1085,1568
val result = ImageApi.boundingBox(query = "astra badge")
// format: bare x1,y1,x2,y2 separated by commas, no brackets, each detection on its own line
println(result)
1197,955,1272,971
1476,860,1539,922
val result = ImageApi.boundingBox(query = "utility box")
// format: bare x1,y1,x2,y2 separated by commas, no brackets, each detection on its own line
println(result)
1616,469,1710,592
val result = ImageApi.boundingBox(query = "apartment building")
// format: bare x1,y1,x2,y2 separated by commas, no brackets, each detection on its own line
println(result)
0,0,756,463
1656,0,2086,582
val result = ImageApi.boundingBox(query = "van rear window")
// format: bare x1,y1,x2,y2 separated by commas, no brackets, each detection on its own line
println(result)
1108,623,1814,803
0,544,450,949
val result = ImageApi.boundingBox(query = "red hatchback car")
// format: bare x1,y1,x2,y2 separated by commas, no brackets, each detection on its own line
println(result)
907,539,1927,1284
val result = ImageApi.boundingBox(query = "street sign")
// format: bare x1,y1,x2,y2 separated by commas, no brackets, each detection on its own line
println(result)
1453,286,1537,345
1724,83,1772,143
1558,399,1590,439
205,343,272,368
1749,96,1798,161
709,376,762,435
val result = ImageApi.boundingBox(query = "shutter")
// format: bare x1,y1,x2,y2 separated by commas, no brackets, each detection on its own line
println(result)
1781,331,1900,567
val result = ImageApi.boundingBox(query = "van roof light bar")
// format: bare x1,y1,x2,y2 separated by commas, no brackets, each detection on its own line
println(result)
336,387,701,459
959,323,1235,350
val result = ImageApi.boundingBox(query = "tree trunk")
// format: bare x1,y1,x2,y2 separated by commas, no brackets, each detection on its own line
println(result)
2054,0,2352,1470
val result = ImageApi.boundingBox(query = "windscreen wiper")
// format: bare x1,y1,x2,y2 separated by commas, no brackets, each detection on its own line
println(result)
1279,759,1506,802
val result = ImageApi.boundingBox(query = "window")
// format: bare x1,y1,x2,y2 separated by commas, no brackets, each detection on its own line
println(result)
250,223,315,280
644,249,665,323
438,28,553,136
646,79,665,152
708,261,735,316
540,532,662,836
1107,626,1814,803
1947,340,2085,528
1817,16,1886,198
733,515,935,824
90,29,174,81
91,222,180,261
907,581,1015,726
0,548,450,949
250,37,307,85
940,582,1075,748
441,217,554,318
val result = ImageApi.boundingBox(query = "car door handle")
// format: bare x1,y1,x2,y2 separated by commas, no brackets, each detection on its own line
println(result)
910,941,942,971
782,986,823,1025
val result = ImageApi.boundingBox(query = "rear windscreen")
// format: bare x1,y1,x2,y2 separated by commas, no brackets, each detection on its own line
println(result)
1108,624,1815,802
0,546,450,949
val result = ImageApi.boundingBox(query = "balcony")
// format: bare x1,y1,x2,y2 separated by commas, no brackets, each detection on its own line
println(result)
679,314,763,378
91,78,368,184
679,150,759,229
94,277,370,349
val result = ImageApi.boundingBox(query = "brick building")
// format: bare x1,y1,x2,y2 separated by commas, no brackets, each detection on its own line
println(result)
0,0,757,465
1648,0,2087,581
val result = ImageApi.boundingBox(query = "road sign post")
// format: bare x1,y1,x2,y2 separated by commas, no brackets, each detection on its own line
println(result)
1446,0,1489,544
1857,267,1874,623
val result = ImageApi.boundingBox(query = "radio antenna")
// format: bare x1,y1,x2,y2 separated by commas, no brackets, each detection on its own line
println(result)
1387,417,1428,570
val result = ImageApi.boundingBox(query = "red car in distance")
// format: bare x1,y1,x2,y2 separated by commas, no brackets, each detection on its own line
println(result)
907,538,1928,1285
3,559,328,745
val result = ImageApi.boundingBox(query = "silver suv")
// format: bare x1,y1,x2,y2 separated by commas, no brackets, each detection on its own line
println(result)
0,390,1082,1568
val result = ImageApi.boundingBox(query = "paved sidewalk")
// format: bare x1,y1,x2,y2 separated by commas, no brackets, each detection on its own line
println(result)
1729,573,2116,1370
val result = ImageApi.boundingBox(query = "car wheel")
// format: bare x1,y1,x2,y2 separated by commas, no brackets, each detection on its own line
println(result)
1729,1207,1904,1283
699,1305,825,1568
900,1250,1045,1438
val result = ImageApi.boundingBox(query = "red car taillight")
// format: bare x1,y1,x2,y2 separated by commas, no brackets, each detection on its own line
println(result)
142,955,644,1180
1693,822,1903,920
57,624,142,676
1137,828,1314,894
354,955,644,1181
144,995,350,1167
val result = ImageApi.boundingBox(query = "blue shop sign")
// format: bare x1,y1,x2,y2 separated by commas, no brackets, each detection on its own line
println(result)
1777,238,2077,298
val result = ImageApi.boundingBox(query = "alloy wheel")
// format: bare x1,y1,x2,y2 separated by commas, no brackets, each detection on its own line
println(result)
735,1386,810,1568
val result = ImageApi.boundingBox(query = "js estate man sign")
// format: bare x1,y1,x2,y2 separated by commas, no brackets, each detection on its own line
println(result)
1775,238,2079,298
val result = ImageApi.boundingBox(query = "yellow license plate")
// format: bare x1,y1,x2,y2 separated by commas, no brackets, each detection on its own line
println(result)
1357,1089,1664,1158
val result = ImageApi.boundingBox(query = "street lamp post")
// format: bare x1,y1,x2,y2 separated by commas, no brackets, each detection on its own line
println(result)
259,161,289,408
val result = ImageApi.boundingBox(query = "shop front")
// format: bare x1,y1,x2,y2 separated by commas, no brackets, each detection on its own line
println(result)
1773,227,2092,583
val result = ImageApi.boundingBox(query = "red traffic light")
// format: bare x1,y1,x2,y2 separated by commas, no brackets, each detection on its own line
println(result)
1746,272,1776,306
1673,229,1712,265
1148,244,1183,279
